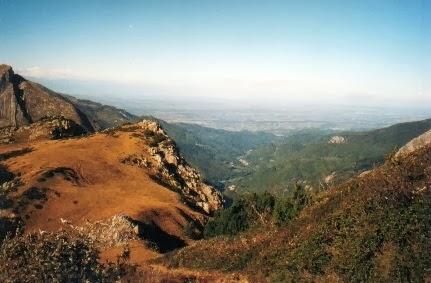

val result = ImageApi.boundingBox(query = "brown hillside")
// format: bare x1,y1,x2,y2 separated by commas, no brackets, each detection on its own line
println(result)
0,120,222,265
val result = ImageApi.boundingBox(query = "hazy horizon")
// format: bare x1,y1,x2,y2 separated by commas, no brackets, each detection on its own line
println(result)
1,0,430,108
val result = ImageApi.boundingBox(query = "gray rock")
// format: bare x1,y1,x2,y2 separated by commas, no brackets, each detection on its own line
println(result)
121,120,224,214
0,64,94,131
396,129,431,157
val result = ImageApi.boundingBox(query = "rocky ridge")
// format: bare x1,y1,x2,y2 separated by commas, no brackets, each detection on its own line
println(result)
64,215,141,248
119,120,223,214
0,65,93,131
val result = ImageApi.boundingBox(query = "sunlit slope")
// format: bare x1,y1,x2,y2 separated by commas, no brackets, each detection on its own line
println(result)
0,121,222,262
163,143,431,282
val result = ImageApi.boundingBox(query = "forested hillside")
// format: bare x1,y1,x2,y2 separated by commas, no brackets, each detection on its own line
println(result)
230,119,431,194
159,121,279,188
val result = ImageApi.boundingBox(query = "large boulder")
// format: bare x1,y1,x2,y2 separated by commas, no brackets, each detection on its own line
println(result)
396,129,431,157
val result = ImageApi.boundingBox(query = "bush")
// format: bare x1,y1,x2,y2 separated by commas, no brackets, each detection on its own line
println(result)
292,183,311,211
204,189,311,237
204,199,251,237
0,231,137,282
273,198,295,225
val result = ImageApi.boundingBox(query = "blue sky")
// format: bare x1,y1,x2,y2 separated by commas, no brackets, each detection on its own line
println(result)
0,0,430,107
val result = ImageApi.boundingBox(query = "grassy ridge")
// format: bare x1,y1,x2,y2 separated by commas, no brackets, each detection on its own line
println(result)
162,145,431,282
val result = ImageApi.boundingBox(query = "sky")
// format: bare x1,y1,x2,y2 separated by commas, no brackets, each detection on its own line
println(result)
0,0,430,108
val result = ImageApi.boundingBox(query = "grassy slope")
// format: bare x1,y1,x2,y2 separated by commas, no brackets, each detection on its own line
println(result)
234,119,431,193
0,126,205,265
162,145,431,282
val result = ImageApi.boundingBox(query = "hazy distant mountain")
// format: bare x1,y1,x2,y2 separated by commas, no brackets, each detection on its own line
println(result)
63,94,140,130
3,64,431,198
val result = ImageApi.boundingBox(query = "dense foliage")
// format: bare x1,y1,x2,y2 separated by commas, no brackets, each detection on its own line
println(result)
204,185,311,237
157,118,431,196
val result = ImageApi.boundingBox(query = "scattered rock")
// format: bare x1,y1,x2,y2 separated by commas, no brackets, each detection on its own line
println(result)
359,170,372,178
121,120,223,214
328,136,347,144
72,215,140,248
324,172,336,184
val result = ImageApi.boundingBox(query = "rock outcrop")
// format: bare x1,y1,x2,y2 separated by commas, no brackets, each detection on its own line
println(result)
0,117,86,144
328,135,347,144
67,215,140,248
0,65,93,131
119,120,223,214
396,129,431,157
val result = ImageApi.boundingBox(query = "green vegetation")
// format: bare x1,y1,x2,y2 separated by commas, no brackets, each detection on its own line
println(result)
204,185,311,237
232,118,431,194
143,129,167,147
147,118,431,197
163,144,431,282
159,121,278,188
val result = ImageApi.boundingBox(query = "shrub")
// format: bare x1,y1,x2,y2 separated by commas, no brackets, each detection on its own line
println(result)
204,199,251,237
0,231,137,282
204,190,311,237
273,198,295,225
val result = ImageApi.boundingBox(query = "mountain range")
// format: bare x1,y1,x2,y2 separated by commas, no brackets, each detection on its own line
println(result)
0,64,430,282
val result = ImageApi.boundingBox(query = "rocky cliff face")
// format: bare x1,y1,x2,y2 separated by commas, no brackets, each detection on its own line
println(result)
119,120,223,214
396,129,431,157
0,65,93,131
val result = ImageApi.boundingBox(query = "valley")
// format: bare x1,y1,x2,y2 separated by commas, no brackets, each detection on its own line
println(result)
0,64,430,282
2,1,430,281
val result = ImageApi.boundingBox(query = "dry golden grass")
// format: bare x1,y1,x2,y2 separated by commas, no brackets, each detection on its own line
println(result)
0,130,203,262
